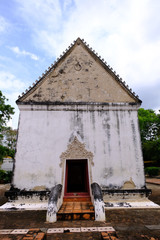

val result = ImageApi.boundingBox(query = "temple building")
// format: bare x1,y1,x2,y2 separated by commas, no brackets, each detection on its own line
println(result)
10,38,148,215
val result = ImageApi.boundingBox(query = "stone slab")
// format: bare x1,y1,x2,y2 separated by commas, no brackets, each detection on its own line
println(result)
47,228,64,233
1,199,159,211
81,227,98,232
145,225,160,230
0,202,47,210
98,227,115,232
11,229,29,234
104,200,160,209
0,230,13,234
64,228,81,232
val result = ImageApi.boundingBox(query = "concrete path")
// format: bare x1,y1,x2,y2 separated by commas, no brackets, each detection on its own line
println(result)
146,178,160,185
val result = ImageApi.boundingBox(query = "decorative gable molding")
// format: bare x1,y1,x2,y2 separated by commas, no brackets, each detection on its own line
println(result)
59,137,94,167
17,38,141,104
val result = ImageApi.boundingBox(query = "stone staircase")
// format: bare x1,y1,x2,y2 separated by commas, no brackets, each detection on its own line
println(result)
57,197,95,220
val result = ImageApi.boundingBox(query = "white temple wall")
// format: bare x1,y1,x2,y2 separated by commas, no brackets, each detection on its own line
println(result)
13,104,145,191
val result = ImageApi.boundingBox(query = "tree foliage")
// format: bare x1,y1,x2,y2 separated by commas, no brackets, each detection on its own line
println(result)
138,108,160,142
0,145,15,161
0,169,12,183
1,127,17,150
0,90,14,129
0,90,15,160
145,167,160,177
138,108,160,167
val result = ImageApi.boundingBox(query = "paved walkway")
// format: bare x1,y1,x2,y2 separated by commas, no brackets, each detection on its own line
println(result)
0,226,117,240
0,209,160,239
146,178,160,185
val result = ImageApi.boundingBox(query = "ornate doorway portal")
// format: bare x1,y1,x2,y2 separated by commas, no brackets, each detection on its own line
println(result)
60,137,94,198
64,159,90,196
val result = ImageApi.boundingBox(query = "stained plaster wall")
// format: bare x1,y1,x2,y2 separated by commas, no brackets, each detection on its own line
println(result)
20,42,135,104
13,104,145,191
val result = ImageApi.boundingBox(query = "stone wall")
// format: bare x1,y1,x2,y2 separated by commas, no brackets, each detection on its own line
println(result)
1,158,13,171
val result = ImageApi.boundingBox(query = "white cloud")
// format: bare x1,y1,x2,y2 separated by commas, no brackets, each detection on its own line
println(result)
0,71,26,91
2,0,160,127
0,71,27,129
16,0,62,31
9,46,39,60
14,1,160,102
15,0,160,63
0,16,9,33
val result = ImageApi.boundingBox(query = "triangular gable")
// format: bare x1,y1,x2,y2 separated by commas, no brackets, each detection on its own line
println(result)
17,38,141,104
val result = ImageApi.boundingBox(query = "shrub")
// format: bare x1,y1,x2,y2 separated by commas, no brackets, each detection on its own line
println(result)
0,145,15,161
145,167,160,177
0,170,6,182
4,171,12,183
0,170,12,183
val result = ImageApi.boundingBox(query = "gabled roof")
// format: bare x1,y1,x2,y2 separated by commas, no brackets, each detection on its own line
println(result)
17,38,141,104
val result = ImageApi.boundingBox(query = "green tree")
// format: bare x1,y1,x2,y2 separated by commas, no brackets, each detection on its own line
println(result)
138,108,160,142
138,108,160,167
0,145,15,161
0,90,15,161
0,91,14,127
2,127,17,149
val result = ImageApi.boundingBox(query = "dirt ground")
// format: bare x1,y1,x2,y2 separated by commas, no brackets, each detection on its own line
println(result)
0,184,10,206
147,183,160,205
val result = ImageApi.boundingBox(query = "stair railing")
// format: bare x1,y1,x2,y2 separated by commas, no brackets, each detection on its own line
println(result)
46,184,62,222
91,182,106,221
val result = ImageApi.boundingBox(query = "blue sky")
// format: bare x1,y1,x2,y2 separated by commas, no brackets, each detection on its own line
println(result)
0,0,160,129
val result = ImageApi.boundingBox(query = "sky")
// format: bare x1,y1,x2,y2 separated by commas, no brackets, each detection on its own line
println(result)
0,0,160,129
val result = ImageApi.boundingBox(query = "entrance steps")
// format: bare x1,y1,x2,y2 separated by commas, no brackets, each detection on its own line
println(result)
57,199,95,221
63,196,91,202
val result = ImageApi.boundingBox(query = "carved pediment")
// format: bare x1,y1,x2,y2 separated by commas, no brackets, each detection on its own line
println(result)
60,137,94,167
17,38,140,104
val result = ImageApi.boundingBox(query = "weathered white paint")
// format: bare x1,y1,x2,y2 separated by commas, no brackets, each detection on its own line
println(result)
94,199,105,221
46,187,63,223
19,38,136,104
46,202,57,222
13,103,145,192
0,199,159,211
